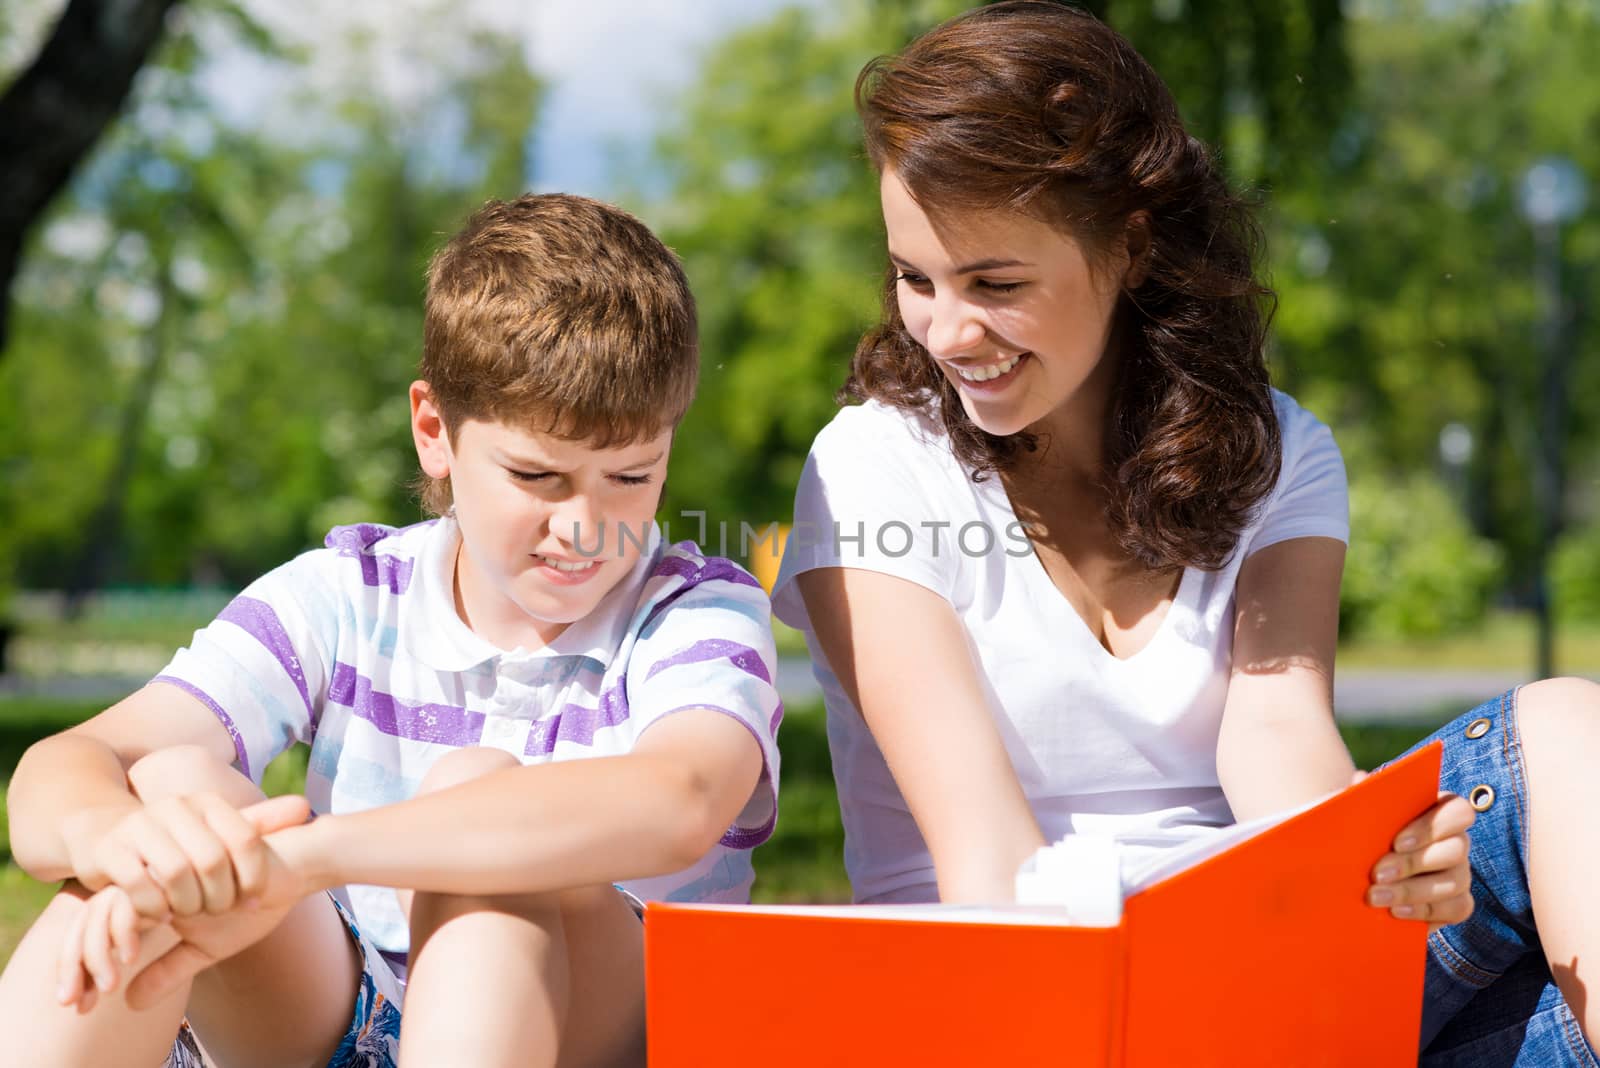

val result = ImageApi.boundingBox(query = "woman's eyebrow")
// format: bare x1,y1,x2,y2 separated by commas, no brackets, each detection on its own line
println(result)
888,251,1031,274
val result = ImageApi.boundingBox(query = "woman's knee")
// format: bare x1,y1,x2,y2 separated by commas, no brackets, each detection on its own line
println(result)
127,744,261,806
415,746,521,796
1518,678,1600,738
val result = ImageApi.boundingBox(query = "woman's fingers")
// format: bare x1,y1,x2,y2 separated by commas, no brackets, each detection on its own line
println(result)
1390,793,1475,853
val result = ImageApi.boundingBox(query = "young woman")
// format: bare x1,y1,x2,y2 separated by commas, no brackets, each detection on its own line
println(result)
772,4,1599,1063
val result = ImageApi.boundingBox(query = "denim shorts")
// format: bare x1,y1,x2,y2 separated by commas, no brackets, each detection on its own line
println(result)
166,895,403,1068
1393,687,1598,1067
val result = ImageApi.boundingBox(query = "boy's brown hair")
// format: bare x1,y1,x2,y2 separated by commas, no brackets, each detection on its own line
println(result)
418,193,698,515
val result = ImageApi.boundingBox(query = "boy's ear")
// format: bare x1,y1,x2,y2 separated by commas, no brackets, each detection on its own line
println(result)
1122,210,1153,289
411,381,452,479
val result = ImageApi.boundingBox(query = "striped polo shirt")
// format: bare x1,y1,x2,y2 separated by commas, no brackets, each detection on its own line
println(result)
155,516,782,964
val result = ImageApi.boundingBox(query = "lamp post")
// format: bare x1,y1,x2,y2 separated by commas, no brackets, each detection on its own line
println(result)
1517,157,1587,680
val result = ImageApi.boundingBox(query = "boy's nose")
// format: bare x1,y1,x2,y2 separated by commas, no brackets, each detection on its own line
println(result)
552,497,604,555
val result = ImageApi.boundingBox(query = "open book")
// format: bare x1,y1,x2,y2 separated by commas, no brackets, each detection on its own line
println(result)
645,741,1442,1067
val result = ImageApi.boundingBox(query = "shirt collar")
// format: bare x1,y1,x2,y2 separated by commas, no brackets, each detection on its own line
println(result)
401,515,662,673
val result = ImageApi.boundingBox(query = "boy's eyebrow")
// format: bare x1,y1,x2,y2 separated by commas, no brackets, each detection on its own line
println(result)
615,451,665,471
888,251,1031,275
499,450,665,471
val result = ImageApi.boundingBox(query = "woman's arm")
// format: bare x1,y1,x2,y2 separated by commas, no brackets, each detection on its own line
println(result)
272,707,764,896
1216,536,1354,821
796,567,1043,903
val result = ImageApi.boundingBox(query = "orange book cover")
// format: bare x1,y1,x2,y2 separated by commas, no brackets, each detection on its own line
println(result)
645,741,1442,1066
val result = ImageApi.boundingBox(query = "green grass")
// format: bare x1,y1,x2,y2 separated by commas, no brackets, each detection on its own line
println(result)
0,696,1446,970
1337,610,1600,673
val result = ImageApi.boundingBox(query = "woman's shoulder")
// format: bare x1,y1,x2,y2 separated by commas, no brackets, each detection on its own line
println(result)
1269,388,1343,472
812,397,954,466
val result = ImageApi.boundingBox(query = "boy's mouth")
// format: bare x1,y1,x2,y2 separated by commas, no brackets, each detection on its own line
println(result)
533,553,600,573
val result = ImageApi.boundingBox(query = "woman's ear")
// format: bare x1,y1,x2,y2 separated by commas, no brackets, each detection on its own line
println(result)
411,381,453,479
1122,211,1153,289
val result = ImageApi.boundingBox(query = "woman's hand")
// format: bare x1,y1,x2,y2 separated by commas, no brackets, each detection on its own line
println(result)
1363,774,1476,932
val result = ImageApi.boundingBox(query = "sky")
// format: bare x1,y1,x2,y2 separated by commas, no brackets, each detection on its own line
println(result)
189,0,825,196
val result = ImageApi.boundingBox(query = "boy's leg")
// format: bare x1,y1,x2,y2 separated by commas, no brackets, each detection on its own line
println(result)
1516,678,1600,1039
397,748,646,1068
0,744,363,1068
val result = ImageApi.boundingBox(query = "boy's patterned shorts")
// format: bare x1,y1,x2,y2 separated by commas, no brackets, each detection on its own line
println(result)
164,895,403,1068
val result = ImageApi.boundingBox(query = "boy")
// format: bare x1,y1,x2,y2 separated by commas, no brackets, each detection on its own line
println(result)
0,194,782,1067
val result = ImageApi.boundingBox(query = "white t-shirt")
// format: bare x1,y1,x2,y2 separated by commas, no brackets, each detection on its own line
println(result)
771,390,1347,903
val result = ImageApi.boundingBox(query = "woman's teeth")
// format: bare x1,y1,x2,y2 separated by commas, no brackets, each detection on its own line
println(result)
955,353,1023,382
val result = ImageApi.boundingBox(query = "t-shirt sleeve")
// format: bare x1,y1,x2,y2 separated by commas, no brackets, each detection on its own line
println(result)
153,549,340,783
627,558,783,850
1243,393,1350,558
771,405,960,628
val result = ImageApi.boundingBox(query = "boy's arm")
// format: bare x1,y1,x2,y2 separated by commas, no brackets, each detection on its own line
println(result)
272,707,763,896
8,682,242,883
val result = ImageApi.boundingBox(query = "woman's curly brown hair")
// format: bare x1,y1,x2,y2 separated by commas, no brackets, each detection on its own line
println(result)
848,0,1280,571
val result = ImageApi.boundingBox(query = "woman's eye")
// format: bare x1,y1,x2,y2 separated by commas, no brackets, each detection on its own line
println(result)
894,272,930,288
977,279,1024,293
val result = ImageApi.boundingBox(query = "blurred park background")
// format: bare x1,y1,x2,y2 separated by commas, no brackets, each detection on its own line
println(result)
2,0,1599,959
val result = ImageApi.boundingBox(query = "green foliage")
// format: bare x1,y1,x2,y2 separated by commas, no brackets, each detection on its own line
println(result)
1341,461,1503,639
1,5,544,593
1267,0,1600,599
1552,523,1600,622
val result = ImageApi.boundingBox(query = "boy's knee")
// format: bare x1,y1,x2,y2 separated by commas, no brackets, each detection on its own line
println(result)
127,744,259,805
415,746,520,795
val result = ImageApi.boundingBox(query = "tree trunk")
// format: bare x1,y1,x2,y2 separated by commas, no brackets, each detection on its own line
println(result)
0,0,182,356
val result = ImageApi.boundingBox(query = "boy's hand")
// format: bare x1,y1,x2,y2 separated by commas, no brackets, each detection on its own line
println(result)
56,795,313,1013
64,792,299,921
1362,774,1476,932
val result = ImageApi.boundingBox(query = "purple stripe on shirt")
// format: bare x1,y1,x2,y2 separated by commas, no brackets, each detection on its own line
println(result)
325,523,415,594
652,551,761,590
643,638,772,685
152,675,253,780
217,596,313,720
524,681,631,755
326,662,485,746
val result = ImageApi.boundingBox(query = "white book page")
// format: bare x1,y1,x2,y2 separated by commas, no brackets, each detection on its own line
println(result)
666,902,1089,927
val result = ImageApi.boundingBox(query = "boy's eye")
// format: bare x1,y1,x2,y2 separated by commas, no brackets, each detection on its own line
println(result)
508,469,552,483
611,474,654,487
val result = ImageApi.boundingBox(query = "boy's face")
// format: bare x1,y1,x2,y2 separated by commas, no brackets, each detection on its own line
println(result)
411,384,672,651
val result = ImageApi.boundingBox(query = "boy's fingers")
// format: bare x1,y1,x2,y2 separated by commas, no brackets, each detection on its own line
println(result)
1393,794,1474,852
125,943,212,1012
240,795,312,836
133,824,203,917
56,903,89,1007
97,845,166,919
164,804,238,914
110,892,142,968
198,797,269,903
83,894,119,995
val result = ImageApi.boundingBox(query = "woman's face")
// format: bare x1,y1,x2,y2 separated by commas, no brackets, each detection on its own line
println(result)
881,167,1129,439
